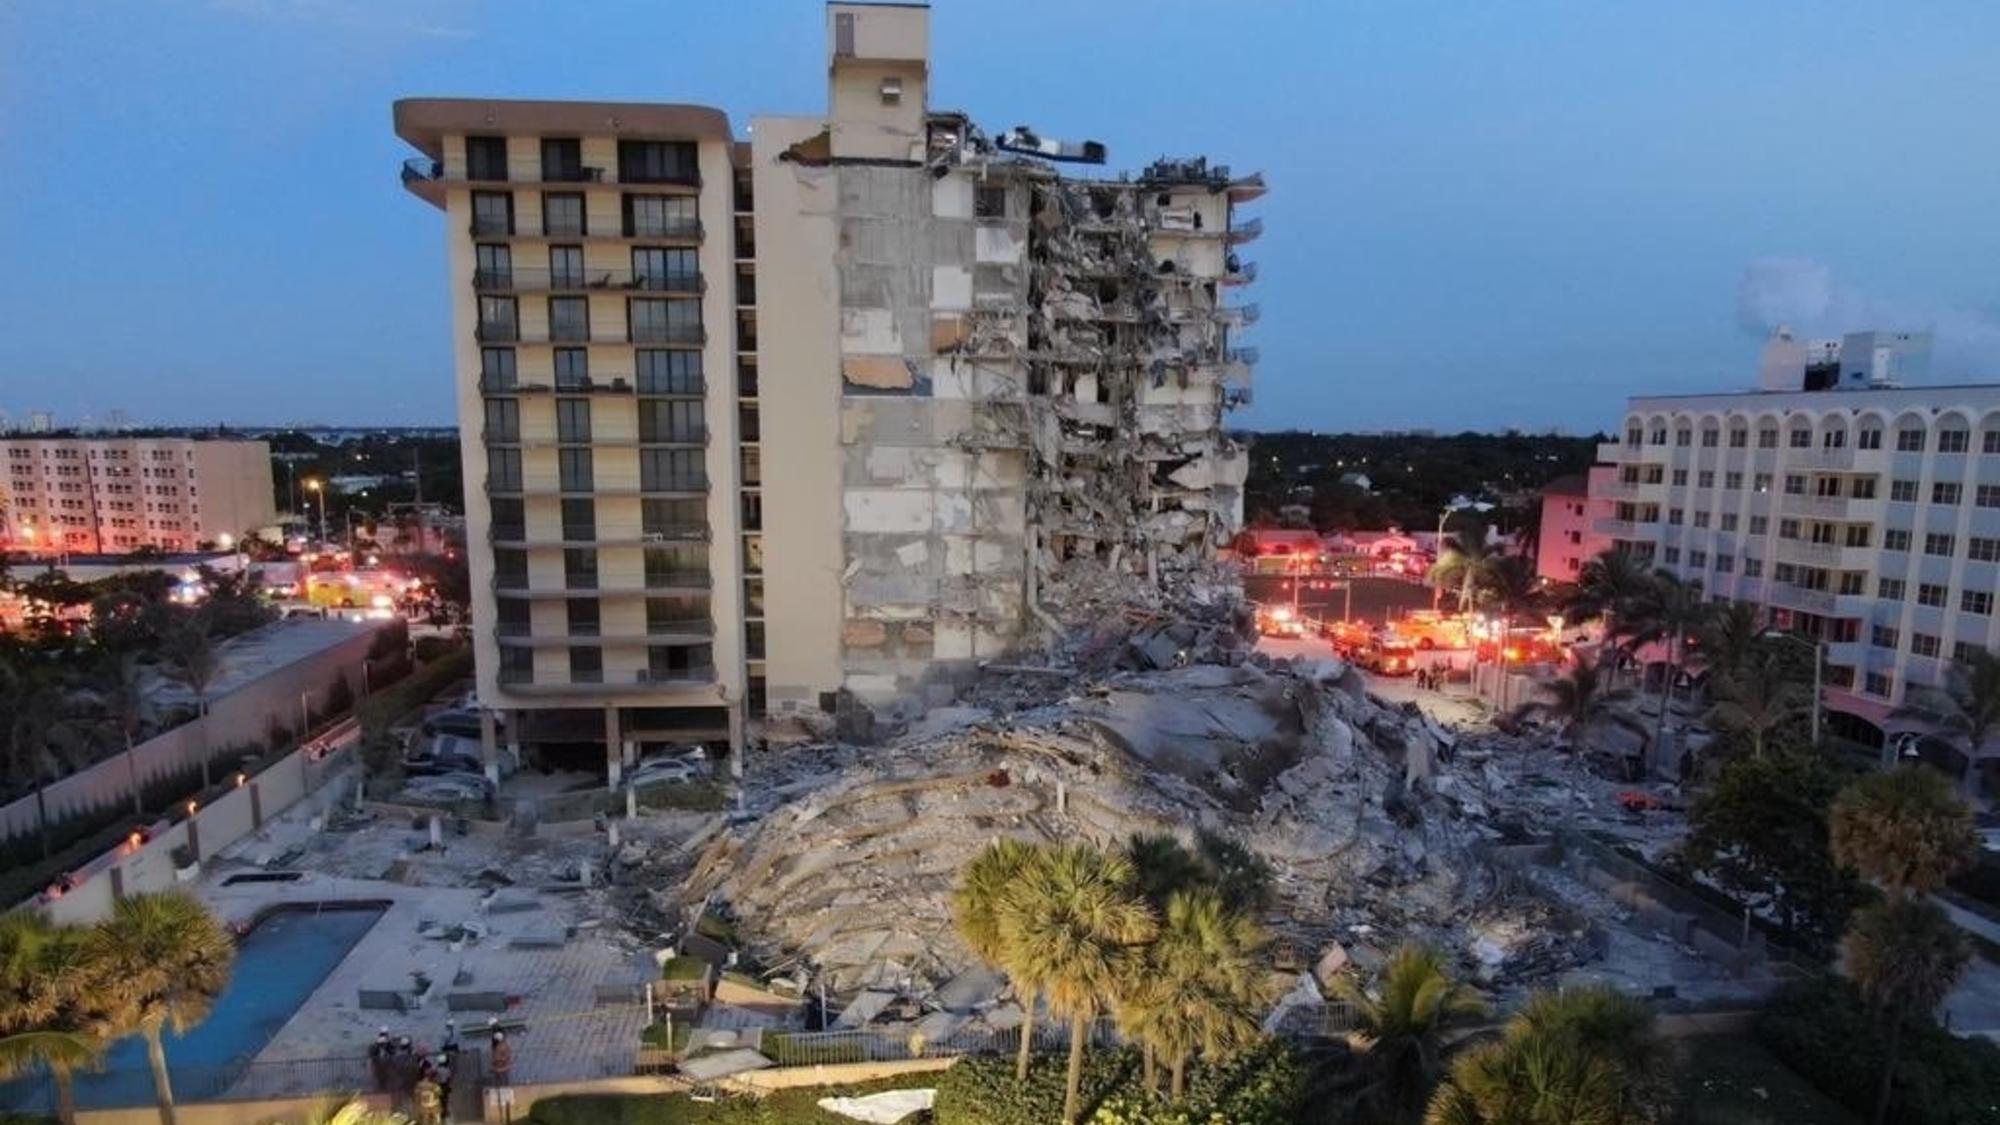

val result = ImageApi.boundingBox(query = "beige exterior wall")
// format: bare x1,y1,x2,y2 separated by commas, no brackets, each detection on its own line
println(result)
750,116,845,711
0,437,273,555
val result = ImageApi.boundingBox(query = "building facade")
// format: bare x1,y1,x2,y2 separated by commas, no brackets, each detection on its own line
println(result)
1534,470,1612,582
395,2,1259,773
0,438,274,556
1586,332,2000,782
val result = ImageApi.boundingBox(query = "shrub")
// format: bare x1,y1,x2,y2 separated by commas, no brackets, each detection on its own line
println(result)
935,1049,1138,1125
358,647,470,738
1757,976,2000,1125
413,635,459,663
933,1042,1306,1125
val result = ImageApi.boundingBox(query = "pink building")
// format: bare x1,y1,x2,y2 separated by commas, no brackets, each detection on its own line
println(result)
1534,468,1612,582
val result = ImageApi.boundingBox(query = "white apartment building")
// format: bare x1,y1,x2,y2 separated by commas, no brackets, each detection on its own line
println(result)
1590,330,2000,785
0,437,275,556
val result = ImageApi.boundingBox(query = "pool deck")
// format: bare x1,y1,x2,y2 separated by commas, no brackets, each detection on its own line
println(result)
197,793,683,1085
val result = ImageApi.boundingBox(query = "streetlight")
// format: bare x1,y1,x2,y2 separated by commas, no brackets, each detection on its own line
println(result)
304,478,328,546
1431,497,1496,612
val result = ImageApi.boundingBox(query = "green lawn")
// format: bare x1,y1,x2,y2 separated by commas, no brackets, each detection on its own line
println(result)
1674,1034,1861,1125
525,1078,935,1125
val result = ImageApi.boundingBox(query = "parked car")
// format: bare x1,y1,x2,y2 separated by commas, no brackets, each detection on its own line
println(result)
403,733,483,776
400,772,492,804
627,752,707,789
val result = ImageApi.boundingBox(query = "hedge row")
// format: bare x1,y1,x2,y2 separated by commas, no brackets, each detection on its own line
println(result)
1756,977,2000,1125
934,1042,1306,1125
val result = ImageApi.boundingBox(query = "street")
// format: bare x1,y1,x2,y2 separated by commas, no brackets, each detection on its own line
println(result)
1242,572,1437,629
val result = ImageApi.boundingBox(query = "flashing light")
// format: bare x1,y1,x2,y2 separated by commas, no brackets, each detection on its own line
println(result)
234,771,248,788
218,533,235,549
1504,647,1522,662
1270,606,1294,622
365,554,380,566
185,800,198,816
371,594,393,609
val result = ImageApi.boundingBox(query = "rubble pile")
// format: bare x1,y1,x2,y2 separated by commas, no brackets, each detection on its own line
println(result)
684,655,1596,998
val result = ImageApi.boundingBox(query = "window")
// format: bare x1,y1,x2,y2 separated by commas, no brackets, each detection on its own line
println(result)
1729,428,1748,448
618,140,698,184
1884,528,1912,551
1749,515,1768,534
647,595,707,630
481,347,517,389
1987,431,2000,455
1699,428,1718,448
975,186,1007,219
1924,533,1956,557
1725,471,1743,490
1815,475,1841,498
550,245,585,288
1934,482,1963,504
639,448,704,491
561,497,595,540
465,136,508,181
1668,508,1684,526
568,646,603,682
1823,428,1847,449
543,193,585,237
566,597,600,636
556,398,592,443
1912,634,1941,658
1897,428,1926,452
486,447,521,490
1689,550,1708,568
1918,583,1947,608
1980,485,2000,508
1789,427,1812,448
1810,522,1837,545
1672,469,1688,486
1721,513,1739,531
1644,465,1665,484
643,544,709,581
642,497,706,536
1851,476,1877,499
1697,470,1715,488
475,244,512,288
637,349,703,394
562,548,598,590
471,191,513,236
1956,641,1987,663
1754,473,1773,492
1939,429,1970,453
1783,474,1806,495
639,399,705,443
1662,547,1681,565
1626,426,1643,446
1971,536,2000,562
1838,571,1865,595
1963,590,1994,616
632,247,699,291
1890,479,1918,502
549,296,589,341
1879,577,1905,600
482,398,519,442
629,298,701,343
1676,428,1692,447
1693,511,1711,528
1844,524,1871,548
1865,671,1893,698
1772,562,1796,583
554,348,589,388
624,194,699,238
478,295,518,340
558,447,593,490
1858,428,1882,450
1778,518,1799,539
1872,625,1899,649
1715,554,1734,573
1758,428,1779,449
1651,426,1668,445
541,138,585,182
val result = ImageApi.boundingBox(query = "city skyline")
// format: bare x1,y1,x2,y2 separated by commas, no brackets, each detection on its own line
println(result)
4,0,2000,432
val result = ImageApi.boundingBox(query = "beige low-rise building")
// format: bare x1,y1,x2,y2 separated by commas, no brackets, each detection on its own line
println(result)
395,2,1260,775
0,436,274,556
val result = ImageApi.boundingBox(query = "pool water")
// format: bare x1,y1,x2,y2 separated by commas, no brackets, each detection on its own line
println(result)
4,902,384,1110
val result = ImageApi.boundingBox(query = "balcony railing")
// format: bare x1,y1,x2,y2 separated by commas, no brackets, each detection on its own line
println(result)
480,377,640,395
469,218,514,237
1222,259,1258,285
1223,303,1261,325
1227,346,1259,365
630,324,707,345
638,427,710,446
549,322,593,343
401,157,443,184
475,322,520,342
1779,493,1853,520
644,570,714,590
626,220,704,240
542,165,605,183
476,269,703,294
1225,216,1263,243
1593,517,1640,537
642,523,710,541
637,377,706,397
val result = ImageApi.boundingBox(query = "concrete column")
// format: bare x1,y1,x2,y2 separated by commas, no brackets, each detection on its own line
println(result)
621,737,638,769
479,709,502,787
727,701,746,781
604,705,623,788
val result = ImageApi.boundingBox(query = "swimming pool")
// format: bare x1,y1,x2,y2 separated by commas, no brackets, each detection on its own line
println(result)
1,901,385,1111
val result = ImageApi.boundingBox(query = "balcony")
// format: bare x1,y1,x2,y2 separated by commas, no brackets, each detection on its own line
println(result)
473,267,705,295
1222,303,1261,326
469,218,515,238
1774,538,1845,567
1593,517,1641,537
495,622,716,647
1596,441,1631,461
1787,447,1857,471
1779,493,1852,520
491,572,712,599
1225,216,1263,244
488,475,710,497
479,377,639,396
1227,346,1260,365
626,219,705,241
496,665,717,696
542,165,606,183
1221,259,1258,286
629,324,707,345
642,570,713,591
475,321,520,343
637,427,710,446
1771,583,1838,615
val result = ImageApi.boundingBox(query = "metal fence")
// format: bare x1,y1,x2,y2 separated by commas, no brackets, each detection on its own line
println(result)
2,1051,490,1116
761,1018,1122,1068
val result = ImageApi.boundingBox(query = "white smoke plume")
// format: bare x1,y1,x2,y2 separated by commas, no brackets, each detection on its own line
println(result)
1735,257,2000,380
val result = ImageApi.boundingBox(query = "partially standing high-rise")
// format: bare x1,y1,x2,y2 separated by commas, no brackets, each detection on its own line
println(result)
396,2,1261,779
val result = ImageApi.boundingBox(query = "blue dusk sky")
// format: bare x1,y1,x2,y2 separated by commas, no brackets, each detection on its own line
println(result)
2,0,1998,433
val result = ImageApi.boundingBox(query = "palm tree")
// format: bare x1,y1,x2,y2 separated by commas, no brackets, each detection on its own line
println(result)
1706,650,1810,760
1125,834,1204,912
1425,986,1664,1125
1843,896,1970,1125
4,669,95,860
1509,656,1643,778
87,653,156,817
1477,556,1544,711
1623,570,1710,776
1430,529,1501,617
1695,600,1764,683
1193,830,1274,916
161,623,222,791
87,892,235,1125
0,914,106,1125
1333,944,1485,1123
1118,888,1265,1102
1564,549,1654,650
1890,647,2000,797
1830,765,1978,896
952,838,1049,1083
999,843,1155,1124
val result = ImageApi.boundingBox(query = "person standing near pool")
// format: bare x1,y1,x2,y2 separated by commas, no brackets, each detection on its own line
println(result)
368,1028,394,1092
